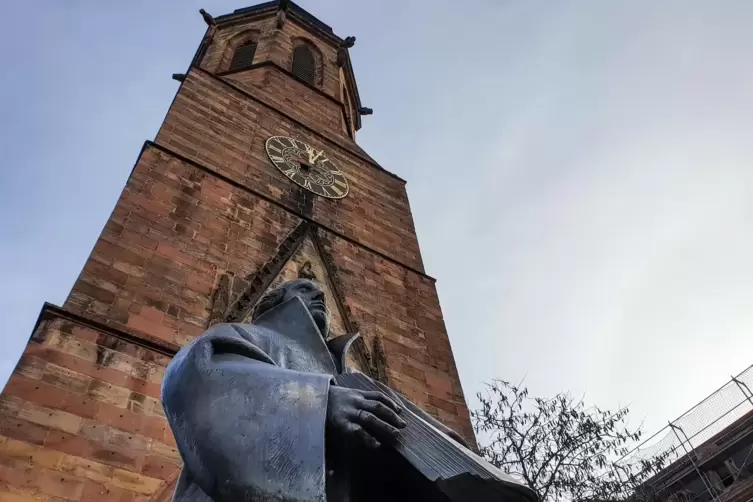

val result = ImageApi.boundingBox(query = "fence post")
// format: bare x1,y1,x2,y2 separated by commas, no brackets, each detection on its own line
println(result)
732,377,753,407
670,423,718,502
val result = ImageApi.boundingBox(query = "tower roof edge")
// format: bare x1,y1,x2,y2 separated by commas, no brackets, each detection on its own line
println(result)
215,1,341,46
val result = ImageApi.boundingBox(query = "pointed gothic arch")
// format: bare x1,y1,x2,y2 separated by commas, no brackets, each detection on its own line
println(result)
207,222,388,382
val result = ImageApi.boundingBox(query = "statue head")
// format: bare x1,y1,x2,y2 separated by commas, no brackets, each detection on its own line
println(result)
252,279,330,337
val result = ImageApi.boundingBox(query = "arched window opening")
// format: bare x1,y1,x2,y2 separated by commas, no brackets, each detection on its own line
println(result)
292,45,317,85
229,40,257,71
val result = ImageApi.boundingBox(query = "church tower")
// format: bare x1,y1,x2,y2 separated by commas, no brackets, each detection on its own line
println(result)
0,2,473,500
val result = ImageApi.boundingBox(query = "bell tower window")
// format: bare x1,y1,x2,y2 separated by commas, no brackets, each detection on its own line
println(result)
229,40,258,71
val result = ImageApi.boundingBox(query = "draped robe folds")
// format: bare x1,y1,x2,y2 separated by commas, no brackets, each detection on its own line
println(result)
164,296,462,502
162,297,346,502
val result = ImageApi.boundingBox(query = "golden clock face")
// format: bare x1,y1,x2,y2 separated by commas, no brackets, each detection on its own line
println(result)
265,136,349,199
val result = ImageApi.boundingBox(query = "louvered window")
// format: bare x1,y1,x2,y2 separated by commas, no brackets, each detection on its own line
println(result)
292,45,316,85
229,41,257,71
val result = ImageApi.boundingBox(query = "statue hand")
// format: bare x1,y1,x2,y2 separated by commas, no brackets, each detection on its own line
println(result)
327,386,407,449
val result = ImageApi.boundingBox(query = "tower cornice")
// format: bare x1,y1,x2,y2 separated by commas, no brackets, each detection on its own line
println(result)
216,1,340,48
210,1,364,129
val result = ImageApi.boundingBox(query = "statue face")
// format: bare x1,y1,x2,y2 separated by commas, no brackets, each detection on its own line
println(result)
280,279,329,337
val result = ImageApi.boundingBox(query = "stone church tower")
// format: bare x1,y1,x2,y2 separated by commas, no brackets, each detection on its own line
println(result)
0,2,472,500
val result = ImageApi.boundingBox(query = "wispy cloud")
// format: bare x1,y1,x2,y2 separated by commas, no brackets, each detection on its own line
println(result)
2,0,753,436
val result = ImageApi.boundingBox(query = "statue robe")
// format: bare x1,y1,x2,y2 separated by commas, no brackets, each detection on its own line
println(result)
163,297,463,502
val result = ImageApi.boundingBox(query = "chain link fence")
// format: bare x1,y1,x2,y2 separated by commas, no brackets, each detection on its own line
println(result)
616,365,753,502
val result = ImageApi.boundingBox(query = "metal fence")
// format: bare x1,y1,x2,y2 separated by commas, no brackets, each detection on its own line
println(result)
616,364,753,502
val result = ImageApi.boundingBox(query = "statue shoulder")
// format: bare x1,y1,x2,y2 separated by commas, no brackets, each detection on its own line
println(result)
201,322,278,342
182,322,283,361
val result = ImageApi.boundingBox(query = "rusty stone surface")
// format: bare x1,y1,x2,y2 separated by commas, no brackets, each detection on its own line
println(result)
0,314,176,501
0,3,474,500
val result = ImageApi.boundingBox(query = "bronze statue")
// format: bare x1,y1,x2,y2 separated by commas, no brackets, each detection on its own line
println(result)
162,279,536,501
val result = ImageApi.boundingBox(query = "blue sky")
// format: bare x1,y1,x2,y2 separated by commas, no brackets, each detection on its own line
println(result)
3,0,753,439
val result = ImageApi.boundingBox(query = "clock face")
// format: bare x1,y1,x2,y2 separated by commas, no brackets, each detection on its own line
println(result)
265,136,349,199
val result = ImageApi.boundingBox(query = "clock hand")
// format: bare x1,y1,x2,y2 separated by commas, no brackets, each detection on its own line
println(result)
305,146,317,163
310,149,324,164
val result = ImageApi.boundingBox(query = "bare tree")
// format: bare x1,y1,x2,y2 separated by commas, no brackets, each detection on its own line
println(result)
472,380,670,502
